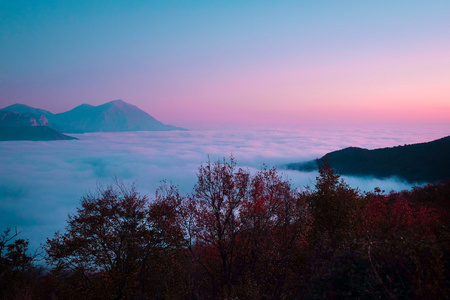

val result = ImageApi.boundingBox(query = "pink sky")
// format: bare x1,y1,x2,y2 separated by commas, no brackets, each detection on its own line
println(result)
141,43,450,128
1,1,449,129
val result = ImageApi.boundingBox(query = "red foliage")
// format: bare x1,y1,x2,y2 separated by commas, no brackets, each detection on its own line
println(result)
7,158,447,299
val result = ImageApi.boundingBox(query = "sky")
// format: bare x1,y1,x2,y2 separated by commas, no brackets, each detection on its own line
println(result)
1,0,450,129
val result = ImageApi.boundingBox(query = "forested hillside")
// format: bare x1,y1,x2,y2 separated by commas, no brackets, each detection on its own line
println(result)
1,158,449,299
287,136,450,183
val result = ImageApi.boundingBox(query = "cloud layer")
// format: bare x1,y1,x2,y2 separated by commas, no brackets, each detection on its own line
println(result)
0,127,447,251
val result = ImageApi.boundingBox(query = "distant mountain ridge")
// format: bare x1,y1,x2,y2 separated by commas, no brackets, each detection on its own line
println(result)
0,111,77,141
286,136,450,183
1,100,186,133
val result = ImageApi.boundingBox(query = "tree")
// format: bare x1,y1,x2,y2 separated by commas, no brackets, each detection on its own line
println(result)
189,156,251,298
304,163,367,298
146,182,191,299
168,158,311,299
5,157,448,299
361,189,448,299
309,162,363,245
0,228,37,299
237,167,310,299
45,181,185,300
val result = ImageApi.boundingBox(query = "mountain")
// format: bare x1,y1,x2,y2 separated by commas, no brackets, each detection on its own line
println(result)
0,111,77,141
1,100,186,133
0,111,49,127
49,100,185,133
1,104,53,117
0,126,78,141
286,136,450,183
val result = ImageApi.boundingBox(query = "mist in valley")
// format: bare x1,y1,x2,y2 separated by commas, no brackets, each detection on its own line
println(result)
1,126,448,252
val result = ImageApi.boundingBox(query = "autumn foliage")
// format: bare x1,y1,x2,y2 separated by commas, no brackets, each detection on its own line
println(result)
2,157,449,299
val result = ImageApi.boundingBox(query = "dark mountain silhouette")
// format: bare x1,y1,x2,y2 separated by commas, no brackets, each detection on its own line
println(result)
0,126,77,141
1,100,186,133
0,111,77,141
286,136,450,183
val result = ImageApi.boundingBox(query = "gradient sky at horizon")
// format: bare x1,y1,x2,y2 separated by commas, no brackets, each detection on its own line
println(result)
1,0,449,129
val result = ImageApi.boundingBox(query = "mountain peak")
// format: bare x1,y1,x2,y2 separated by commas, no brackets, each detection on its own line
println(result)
99,99,135,110
105,99,126,106
49,100,186,132
111,99,125,104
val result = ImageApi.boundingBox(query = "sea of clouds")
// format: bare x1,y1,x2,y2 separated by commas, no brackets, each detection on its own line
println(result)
0,126,448,252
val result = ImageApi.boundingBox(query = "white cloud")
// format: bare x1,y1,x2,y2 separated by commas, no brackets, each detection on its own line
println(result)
0,126,447,252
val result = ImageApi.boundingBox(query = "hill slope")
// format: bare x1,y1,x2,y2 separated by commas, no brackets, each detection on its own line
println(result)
286,136,450,183
0,111,77,141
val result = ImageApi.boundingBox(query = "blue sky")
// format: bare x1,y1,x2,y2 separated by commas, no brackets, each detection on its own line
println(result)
1,0,449,128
